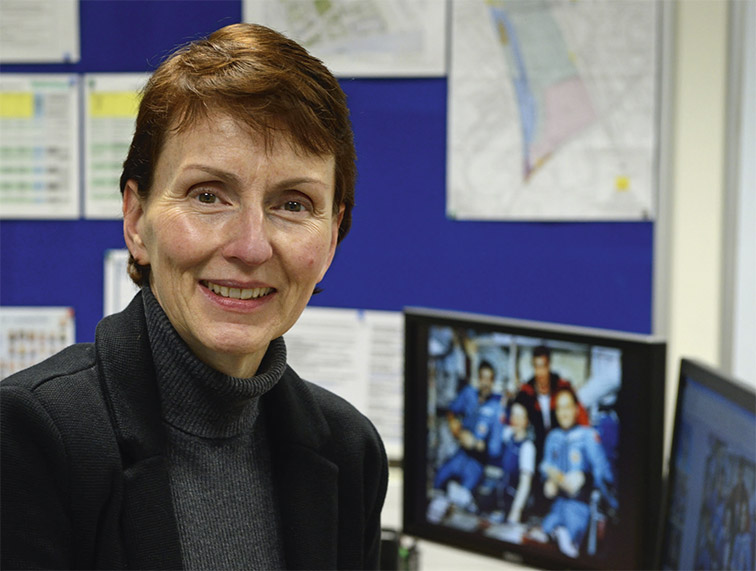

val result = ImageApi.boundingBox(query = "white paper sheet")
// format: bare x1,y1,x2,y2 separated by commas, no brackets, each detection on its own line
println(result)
103,249,139,317
84,74,149,219
0,0,79,63
0,74,80,219
363,309,405,459
0,306,75,380
243,0,447,77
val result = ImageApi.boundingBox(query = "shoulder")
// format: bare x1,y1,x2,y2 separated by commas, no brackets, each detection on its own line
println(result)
2,342,97,392
460,385,479,400
454,385,472,398
553,375,576,391
1,341,117,456
1,340,121,473
302,379,385,455
1,343,102,424
569,425,600,442
272,367,388,512
270,366,386,459
484,394,502,407
480,396,502,419
516,381,536,399
544,427,566,445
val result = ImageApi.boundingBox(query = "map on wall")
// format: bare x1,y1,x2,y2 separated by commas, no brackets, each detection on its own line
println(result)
243,0,447,77
447,0,660,220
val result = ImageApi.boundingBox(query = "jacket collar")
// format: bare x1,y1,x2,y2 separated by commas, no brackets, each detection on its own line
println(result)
95,292,340,569
96,292,164,463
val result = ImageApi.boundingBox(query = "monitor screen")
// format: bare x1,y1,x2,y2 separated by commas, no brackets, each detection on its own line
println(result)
658,359,756,570
402,307,666,569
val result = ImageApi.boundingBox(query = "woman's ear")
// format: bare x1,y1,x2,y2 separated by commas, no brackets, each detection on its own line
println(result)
122,180,150,265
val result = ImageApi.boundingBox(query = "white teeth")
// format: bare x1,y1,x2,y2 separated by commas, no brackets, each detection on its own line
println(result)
205,281,272,300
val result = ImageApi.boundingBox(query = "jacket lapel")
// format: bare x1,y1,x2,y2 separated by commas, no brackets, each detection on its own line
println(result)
265,367,340,570
95,293,183,569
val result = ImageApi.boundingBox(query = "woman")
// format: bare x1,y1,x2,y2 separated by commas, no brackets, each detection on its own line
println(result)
1,23,388,570
499,401,535,524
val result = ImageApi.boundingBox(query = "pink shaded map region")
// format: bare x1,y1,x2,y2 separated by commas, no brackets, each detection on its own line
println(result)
528,77,597,179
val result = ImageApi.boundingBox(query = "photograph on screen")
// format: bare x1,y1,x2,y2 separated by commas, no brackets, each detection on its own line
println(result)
424,324,623,562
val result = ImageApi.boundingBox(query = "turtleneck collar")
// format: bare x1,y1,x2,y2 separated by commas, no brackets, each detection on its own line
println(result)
141,286,287,438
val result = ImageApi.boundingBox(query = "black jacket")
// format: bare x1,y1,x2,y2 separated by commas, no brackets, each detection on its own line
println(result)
1,294,388,570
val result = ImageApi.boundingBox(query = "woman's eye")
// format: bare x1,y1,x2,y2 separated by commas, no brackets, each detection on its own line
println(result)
196,192,217,204
283,200,305,212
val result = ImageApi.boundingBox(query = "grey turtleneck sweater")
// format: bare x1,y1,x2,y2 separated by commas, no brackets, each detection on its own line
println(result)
142,287,286,570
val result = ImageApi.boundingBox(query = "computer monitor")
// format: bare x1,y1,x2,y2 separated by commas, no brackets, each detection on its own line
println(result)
402,307,666,569
657,358,756,570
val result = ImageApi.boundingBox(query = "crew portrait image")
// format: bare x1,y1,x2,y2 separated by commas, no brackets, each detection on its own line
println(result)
1,23,388,570
426,327,620,561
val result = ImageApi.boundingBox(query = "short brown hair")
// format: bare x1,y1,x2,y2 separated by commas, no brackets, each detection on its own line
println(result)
120,23,356,285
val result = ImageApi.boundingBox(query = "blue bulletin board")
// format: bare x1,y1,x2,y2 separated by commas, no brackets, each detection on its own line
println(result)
0,0,654,343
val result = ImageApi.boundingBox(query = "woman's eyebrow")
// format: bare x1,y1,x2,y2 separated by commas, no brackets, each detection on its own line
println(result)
180,165,329,190
275,176,330,189
180,164,243,186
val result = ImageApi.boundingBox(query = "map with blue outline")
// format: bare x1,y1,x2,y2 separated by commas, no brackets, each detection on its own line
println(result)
448,0,659,220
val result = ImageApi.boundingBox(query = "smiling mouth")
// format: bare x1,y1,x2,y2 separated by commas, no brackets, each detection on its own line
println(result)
202,280,275,300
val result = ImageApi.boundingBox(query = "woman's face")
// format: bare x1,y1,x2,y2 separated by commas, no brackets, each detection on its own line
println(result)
509,402,528,431
124,111,342,377
555,391,577,429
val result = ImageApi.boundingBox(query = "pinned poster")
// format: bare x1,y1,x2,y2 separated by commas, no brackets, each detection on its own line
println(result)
0,0,79,64
447,0,660,220
0,74,80,219
103,249,140,317
0,307,75,380
84,74,149,219
244,0,447,77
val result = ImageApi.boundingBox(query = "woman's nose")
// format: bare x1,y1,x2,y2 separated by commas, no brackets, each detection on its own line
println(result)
221,206,273,266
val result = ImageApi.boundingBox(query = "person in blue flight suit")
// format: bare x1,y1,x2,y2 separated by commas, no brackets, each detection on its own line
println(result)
694,534,717,570
533,387,614,559
730,495,754,571
726,459,754,570
428,326,467,410
703,462,730,568
433,360,503,512
496,401,537,524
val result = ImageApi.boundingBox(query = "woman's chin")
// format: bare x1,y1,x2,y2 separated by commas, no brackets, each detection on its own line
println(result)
189,332,272,377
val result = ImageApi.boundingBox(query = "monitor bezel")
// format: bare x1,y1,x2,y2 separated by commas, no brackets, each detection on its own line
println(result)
402,306,666,570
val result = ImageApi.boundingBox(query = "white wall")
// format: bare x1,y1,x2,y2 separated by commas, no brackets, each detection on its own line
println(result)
667,0,728,374
659,0,731,445
724,0,756,385
658,0,755,449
